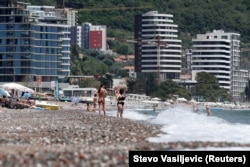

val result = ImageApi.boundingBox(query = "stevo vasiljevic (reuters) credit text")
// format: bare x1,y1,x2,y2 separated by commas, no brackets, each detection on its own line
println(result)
132,154,246,165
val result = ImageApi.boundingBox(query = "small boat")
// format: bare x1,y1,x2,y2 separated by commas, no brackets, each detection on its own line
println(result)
35,100,59,110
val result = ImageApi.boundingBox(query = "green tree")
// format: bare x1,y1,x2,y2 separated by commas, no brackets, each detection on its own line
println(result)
105,73,113,89
152,80,191,101
127,73,159,95
195,72,231,102
79,79,100,88
98,76,110,89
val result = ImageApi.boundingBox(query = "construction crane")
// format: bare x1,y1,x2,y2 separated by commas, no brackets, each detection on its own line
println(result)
56,0,152,11
56,0,65,8
127,35,168,85
241,48,250,52
78,6,152,12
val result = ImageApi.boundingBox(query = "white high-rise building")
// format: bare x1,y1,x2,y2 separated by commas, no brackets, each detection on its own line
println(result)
65,9,78,26
192,30,248,100
134,11,182,82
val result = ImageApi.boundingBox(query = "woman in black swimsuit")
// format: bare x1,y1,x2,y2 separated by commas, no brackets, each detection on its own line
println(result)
115,88,126,118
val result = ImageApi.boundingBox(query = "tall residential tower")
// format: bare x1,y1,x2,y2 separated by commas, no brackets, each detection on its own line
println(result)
192,30,248,100
134,11,182,83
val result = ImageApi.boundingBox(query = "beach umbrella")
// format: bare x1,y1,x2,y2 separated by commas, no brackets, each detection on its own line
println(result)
151,97,161,101
164,101,171,106
23,92,31,98
0,88,10,97
190,99,197,103
1,83,34,93
177,97,187,102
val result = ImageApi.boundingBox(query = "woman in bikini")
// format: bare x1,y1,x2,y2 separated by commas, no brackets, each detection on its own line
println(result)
97,84,107,116
115,88,126,118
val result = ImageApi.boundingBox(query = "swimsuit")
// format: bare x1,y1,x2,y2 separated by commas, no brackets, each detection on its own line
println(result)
117,101,124,106
117,95,126,106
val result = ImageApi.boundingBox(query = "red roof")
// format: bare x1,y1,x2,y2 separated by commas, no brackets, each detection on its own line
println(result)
180,74,191,79
113,55,135,62
122,66,134,70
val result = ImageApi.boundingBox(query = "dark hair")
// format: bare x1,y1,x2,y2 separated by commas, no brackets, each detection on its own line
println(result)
119,89,124,94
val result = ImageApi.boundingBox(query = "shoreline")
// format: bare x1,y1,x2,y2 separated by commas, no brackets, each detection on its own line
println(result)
0,103,250,166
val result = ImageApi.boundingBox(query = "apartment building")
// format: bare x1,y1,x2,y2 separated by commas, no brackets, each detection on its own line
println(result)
71,23,107,52
0,0,71,88
70,26,82,47
192,30,248,100
134,11,182,83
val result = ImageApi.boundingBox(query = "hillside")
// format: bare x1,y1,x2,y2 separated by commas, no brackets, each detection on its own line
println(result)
21,0,250,72
24,0,250,49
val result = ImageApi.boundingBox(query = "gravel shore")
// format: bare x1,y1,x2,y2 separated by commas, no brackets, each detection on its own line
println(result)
0,102,250,167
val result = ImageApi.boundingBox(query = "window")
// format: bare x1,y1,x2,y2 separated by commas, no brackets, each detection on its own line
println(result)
222,36,228,39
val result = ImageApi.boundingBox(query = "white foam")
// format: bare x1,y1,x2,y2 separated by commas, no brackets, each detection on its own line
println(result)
114,105,250,145
147,106,250,144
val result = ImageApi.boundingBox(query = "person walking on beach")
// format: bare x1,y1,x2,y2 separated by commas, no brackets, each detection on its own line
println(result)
97,84,107,116
93,93,98,112
115,88,126,118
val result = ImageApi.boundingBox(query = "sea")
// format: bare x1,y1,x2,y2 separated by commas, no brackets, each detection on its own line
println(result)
106,103,250,150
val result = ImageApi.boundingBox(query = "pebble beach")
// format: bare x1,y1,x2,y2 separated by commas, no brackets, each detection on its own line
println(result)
0,102,250,167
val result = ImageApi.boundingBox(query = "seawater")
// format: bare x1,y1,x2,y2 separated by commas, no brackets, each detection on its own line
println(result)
106,104,250,145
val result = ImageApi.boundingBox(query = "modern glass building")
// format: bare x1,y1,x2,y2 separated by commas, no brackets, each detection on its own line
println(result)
0,0,70,87
82,22,91,49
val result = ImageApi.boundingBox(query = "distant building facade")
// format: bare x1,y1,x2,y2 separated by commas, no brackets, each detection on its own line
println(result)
192,30,248,100
70,26,82,47
71,23,107,52
183,49,192,74
64,8,78,26
0,0,71,88
134,11,182,82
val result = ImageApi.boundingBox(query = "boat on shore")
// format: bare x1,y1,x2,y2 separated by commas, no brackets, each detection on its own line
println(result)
35,100,59,110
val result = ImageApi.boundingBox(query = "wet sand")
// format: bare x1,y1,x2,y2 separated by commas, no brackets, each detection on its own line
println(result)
0,102,249,166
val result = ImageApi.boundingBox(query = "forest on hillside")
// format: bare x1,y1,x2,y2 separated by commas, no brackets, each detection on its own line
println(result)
22,0,250,49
